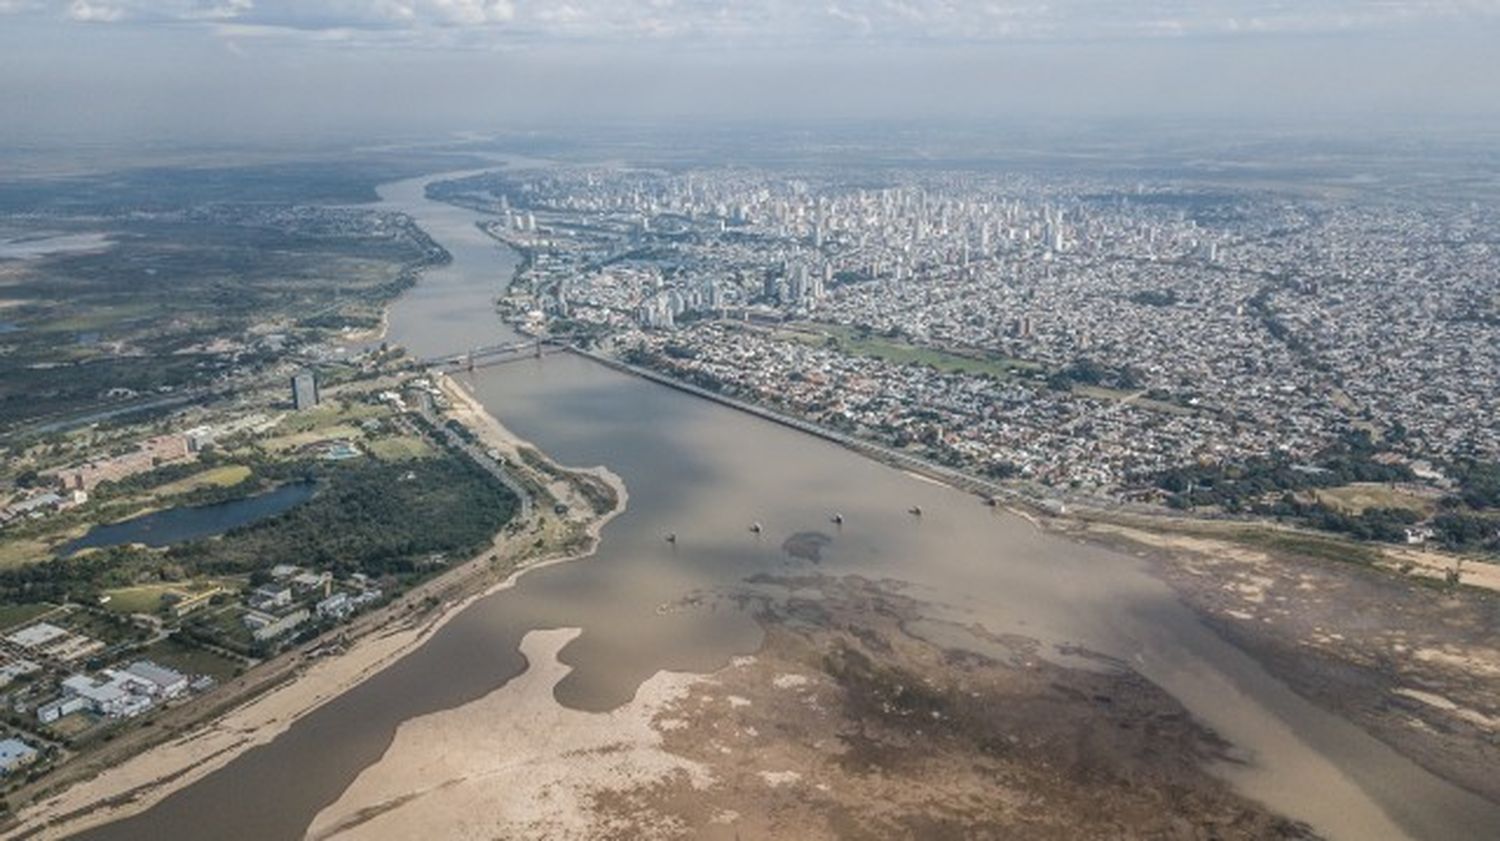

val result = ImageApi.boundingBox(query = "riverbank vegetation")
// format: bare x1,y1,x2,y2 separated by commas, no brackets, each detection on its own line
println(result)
179,456,518,579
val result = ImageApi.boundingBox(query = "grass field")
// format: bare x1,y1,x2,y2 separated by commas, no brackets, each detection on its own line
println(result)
0,535,59,569
61,605,151,646
785,323,1043,380
1095,511,1386,569
0,601,58,632
46,711,99,739
100,584,178,615
783,322,1194,415
261,424,363,453
367,435,436,461
102,578,235,616
142,636,243,681
191,605,258,651
31,302,159,334
275,400,389,435
1314,483,1438,516
1224,526,1382,566
150,464,253,498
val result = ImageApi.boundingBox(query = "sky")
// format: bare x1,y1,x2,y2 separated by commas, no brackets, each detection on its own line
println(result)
1,1,1498,147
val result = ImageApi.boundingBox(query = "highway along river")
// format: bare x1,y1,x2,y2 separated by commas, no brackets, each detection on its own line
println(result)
75,171,1500,841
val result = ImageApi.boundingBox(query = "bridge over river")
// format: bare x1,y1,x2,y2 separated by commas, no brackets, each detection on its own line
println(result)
422,338,566,372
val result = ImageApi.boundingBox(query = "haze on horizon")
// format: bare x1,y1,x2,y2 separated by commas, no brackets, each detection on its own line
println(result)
1,0,1498,148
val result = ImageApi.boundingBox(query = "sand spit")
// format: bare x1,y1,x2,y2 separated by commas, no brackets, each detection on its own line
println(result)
307,628,710,841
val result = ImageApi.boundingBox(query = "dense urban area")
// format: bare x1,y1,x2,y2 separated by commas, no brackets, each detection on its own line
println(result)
433,165,1500,553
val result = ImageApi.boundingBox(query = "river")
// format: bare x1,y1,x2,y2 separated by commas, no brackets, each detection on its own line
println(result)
73,170,1500,841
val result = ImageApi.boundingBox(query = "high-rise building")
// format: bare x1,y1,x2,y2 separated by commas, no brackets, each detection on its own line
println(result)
763,273,781,302
291,371,319,411
791,264,810,302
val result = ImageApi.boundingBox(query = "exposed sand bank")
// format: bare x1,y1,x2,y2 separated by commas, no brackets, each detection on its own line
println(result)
307,628,709,841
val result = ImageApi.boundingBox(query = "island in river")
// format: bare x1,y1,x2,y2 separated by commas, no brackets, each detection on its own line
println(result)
11,166,1498,841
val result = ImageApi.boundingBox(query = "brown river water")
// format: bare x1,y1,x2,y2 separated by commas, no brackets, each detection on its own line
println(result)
72,172,1500,841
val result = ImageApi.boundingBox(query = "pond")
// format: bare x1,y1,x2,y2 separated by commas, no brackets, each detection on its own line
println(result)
60,483,316,556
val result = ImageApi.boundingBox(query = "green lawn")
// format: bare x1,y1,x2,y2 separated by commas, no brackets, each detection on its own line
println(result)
100,585,173,615
142,636,244,681
150,465,253,498
1225,527,1382,566
260,425,363,453
367,435,436,461
789,323,1042,380
1315,483,1439,516
0,601,58,632
0,535,59,570
102,579,234,616
274,400,390,435
785,322,1195,416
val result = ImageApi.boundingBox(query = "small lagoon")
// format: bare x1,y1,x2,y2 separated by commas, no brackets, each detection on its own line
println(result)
60,482,316,556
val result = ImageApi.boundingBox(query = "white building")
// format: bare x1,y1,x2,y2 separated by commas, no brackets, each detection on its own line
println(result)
291,571,332,594
0,738,38,774
6,622,68,650
243,608,310,642
250,585,293,611
123,661,189,700
316,592,352,620
43,671,156,722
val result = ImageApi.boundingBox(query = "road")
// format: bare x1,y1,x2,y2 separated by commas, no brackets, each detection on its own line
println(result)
406,403,533,520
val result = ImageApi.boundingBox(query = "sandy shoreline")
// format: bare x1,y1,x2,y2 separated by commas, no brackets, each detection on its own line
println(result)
10,379,627,840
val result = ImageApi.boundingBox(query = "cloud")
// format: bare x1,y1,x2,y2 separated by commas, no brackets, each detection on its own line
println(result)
8,0,1499,46
428,0,516,24
66,0,123,22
